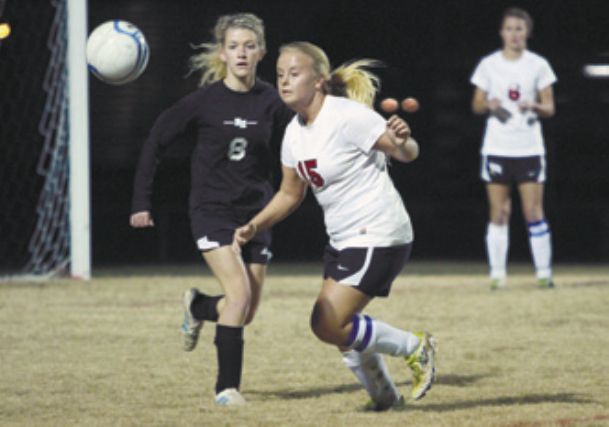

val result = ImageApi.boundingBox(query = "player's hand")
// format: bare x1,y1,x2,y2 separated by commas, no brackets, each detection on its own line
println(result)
130,211,154,228
487,98,501,112
518,100,536,112
386,115,411,145
233,223,257,248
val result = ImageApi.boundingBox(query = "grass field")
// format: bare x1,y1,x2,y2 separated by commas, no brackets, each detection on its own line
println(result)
1,262,609,426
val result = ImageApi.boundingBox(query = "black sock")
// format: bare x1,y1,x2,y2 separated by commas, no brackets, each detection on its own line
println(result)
214,324,244,394
191,293,222,322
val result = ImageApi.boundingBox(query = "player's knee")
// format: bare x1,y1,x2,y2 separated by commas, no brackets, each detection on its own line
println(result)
490,205,511,224
310,302,342,345
243,306,258,325
223,289,252,316
523,206,544,223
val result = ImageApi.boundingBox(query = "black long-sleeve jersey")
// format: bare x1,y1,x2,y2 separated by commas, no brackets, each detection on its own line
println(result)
132,79,293,215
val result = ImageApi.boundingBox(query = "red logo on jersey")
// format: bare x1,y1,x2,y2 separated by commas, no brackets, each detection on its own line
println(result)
297,159,325,188
508,84,521,101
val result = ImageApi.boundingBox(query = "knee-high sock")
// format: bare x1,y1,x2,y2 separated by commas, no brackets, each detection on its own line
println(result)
528,219,552,279
214,325,243,394
486,223,509,279
345,314,420,357
341,349,400,405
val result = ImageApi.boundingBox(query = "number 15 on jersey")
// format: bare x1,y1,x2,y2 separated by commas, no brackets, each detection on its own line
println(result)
297,159,325,188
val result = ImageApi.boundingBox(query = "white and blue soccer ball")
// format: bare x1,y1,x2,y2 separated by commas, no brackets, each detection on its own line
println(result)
86,20,149,85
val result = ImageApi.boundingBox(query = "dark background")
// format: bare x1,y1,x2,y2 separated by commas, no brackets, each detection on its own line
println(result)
2,0,609,270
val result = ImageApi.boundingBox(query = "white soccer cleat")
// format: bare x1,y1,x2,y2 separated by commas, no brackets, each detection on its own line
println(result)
364,394,405,412
181,288,203,351
343,350,402,411
215,388,247,406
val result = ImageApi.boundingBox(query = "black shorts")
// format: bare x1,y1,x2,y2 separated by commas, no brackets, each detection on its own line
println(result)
323,243,412,298
190,208,272,264
481,155,546,184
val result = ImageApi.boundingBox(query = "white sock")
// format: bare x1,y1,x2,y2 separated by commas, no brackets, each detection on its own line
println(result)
341,350,400,405
486,223,509,279
346,314,420,357
528,220,552,279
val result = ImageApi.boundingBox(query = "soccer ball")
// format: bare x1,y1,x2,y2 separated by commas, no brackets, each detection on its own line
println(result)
86,20,149,85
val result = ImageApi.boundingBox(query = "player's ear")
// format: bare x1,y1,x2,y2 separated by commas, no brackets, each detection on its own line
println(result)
314,77,324,91
258,48,266,62
219,47,227,63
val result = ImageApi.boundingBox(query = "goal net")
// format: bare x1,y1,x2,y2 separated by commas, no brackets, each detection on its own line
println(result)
0,0,90,279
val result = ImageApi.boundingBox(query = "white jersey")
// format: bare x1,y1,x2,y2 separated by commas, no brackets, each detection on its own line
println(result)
471,50,557,157
281,95,413,250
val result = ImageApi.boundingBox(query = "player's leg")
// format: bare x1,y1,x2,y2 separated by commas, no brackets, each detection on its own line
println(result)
481,155,512,289
189,258,268,332
486,183,512,288
240,235,272,325
518,181,553,287
184,221,272,345
243,263,266,325
516,155,553,288
313,244,435,402
315,245,401,408
312,280,401,408
342,349,403,411
313,279,435,402
201,246,251,404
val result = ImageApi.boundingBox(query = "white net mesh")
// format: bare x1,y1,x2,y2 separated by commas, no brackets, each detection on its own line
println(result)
0,0,70,278
25,0,69,275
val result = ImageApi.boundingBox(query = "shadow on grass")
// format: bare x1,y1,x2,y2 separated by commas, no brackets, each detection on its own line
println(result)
248,373,487,400
568,279,609,288
411,393,593,412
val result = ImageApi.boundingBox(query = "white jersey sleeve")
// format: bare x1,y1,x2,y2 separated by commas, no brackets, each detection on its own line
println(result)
470,59,490,91
537,58,557,90
280,119,298,168
341,103,387,154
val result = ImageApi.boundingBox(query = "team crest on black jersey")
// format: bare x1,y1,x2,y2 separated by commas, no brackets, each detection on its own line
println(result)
223,117,258,129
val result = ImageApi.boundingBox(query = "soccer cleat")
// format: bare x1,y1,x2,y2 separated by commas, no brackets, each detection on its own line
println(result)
405,332,437,401
490,277,506,290
215,388,247,406
363,394,405,412
181,288,203,352
537,278,555,289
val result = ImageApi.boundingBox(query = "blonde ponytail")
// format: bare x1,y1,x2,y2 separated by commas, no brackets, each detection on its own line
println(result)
188,42,227,87
188,13,266,87
327,59,382,107
279,42,381,107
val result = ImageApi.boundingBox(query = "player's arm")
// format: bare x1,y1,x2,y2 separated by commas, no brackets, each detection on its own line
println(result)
472,87,511,122
130,96,198,228
373,115,419,163
471,87,500,114
234,166,307,245
520,85,555,118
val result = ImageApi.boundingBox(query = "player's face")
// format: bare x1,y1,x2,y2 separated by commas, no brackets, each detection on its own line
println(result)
220,28,264,80
500,16,528,51
276,50,323,111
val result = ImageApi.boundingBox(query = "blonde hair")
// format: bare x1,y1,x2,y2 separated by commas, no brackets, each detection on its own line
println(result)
189,13,266,87
279,41,381,107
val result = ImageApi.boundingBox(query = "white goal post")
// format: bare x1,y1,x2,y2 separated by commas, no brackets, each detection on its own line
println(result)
67,0,91,279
